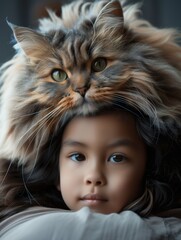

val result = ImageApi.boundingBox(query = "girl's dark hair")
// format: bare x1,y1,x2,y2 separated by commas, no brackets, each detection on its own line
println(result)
0,128,69,221
0,108,181,221
125,127,181,216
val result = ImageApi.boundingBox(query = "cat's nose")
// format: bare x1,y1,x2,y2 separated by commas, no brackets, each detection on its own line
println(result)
75,86,88,97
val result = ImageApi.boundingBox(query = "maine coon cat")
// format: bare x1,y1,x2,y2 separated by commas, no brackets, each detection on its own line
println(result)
0,0,181,167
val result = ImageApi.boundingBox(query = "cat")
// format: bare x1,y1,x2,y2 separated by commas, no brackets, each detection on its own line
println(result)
0,0,181,167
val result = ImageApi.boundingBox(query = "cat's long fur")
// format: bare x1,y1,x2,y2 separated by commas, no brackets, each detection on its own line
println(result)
0,0,181,166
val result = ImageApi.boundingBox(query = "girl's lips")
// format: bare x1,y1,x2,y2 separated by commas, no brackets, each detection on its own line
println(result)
80,193,108,202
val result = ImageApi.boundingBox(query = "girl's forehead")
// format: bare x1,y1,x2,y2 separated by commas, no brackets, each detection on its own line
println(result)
66,110,135,130
76,109,135,123
61,110,143,145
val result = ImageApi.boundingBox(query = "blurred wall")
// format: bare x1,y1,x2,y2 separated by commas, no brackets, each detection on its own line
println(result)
0,0,181,65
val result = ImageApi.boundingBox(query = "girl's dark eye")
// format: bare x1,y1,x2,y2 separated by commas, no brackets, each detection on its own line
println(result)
69,153,85,162
108,154,127,163
51,69,68,82
91,57,107,72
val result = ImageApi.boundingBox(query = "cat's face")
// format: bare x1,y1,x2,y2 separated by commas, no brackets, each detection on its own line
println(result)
29,35,126,115
12,0,126,117
11,0,156,123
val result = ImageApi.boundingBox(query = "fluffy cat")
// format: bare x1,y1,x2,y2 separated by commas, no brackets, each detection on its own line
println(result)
0,0,181,167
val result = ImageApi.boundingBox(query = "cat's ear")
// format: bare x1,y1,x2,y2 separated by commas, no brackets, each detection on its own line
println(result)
94,0,124,32
8,22,51,61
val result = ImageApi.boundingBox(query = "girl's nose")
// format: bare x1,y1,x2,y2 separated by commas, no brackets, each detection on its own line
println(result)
84,167,106,187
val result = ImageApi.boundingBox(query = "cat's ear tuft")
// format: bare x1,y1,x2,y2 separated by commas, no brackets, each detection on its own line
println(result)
8,21,51,61
94,0,124,33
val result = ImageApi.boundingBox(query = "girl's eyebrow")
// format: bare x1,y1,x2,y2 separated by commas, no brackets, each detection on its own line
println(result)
107,139,135,148
62,139,135,148
62,140,87,147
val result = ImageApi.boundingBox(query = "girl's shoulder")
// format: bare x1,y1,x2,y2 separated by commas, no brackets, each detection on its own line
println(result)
0,207,181,240
145,209,181,240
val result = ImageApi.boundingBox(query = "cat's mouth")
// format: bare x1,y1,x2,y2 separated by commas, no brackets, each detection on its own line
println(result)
77,97,97,114
73,94,109,116
69,88,112,115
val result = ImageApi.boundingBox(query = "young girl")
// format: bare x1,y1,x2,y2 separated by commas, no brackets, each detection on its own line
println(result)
58,108,147,215
0,106,181,239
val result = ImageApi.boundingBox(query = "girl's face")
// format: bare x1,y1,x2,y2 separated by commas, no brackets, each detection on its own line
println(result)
59,111,147,214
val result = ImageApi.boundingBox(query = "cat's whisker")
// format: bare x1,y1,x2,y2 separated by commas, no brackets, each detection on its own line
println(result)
21,165,40,205
113,93,159,129
0,161,12,188
21,105,66,165
114,92,156,116
26,123,50,178
15,107,63,149
115,95,146,114
27,107,68,174
113,93,143,112
12,105,53,120
25,131,49,182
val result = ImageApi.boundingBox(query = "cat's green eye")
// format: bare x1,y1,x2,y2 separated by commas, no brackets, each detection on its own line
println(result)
92,57,107,72
51,69,68,82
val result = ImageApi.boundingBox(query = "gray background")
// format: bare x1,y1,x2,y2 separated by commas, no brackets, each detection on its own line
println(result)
0,0,181,65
